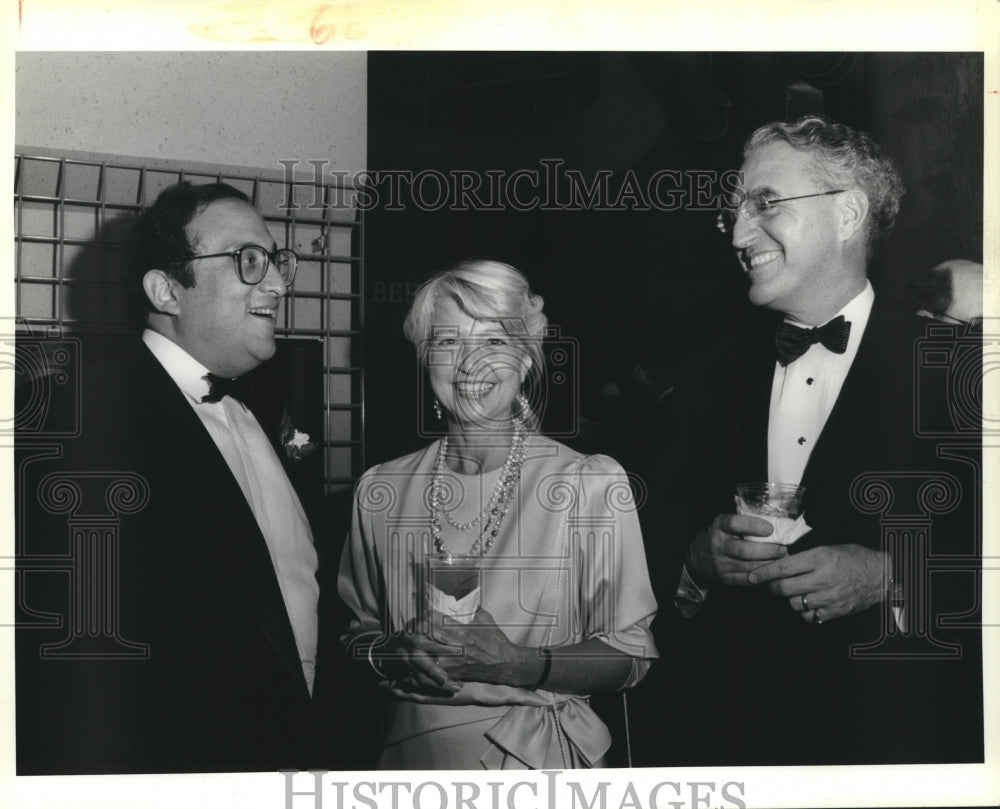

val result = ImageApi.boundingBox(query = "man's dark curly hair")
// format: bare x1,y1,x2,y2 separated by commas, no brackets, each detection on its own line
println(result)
124,181,250,329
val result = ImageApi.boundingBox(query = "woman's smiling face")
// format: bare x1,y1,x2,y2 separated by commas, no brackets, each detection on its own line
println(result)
426,296,531,430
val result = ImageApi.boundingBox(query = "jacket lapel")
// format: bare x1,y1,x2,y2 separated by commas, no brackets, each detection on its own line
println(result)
796,301,890,550
731,326,777,485
134,343,309,694
236,354,323,536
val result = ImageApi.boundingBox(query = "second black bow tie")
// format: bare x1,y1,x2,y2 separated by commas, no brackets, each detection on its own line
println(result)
774,315,851,366
202,373,242,404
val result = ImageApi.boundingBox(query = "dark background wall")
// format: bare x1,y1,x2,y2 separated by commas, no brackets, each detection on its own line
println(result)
363,52,984,467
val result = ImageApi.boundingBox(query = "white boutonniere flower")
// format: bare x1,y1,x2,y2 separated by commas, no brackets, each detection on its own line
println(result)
279,412,318,461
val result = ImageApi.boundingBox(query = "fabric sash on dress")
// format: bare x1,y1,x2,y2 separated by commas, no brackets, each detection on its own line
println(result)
379,686,612,769
481,696,611,769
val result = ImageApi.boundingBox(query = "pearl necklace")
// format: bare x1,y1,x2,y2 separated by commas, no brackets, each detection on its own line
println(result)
429,424,527,556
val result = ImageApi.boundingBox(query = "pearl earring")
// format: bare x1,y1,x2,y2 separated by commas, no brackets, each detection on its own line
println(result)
433,399,443,421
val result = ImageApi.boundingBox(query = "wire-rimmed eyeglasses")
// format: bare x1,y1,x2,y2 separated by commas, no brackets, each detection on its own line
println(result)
716,190,847,234
185,245,298,286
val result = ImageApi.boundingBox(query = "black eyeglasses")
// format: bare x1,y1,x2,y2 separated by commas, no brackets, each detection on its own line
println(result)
716,190,847,234
185,245,298,286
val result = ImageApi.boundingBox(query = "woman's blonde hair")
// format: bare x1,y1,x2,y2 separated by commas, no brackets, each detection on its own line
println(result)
403,259,547,430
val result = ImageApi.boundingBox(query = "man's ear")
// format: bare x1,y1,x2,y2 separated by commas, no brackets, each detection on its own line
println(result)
838,190,869,243
141,270,182,316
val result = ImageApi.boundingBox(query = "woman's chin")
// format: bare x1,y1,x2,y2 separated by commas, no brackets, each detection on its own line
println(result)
450,409,514,432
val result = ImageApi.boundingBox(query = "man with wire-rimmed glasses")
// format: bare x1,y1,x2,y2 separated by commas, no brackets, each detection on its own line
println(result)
664,116,982,765
18,181,329,773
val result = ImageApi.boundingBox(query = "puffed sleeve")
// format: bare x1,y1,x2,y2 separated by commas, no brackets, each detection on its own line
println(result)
572,454,658,687
337,466,387,659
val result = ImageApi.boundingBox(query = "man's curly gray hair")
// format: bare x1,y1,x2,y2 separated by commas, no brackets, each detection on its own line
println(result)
745,115,905,254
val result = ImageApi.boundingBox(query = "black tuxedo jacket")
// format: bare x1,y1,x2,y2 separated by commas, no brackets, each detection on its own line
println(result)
16,337,330,773
633,300,983,766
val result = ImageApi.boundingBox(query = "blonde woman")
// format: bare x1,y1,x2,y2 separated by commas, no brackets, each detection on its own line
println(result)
339,259,657,769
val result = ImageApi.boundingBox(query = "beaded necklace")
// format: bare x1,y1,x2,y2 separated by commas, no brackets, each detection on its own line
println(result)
429,423,527,556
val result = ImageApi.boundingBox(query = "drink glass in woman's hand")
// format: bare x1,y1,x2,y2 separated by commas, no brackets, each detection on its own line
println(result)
423,553,483,627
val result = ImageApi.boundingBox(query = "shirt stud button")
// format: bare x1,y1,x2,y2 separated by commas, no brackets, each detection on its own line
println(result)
798,437,807,445
806,377,814,385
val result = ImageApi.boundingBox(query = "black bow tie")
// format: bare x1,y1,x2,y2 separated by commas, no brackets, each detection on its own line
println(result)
201,373,242,404
774,315,851,366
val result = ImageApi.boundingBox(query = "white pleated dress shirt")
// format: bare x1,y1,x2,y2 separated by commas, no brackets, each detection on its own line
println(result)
767,282,873,484
143,329,319,693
